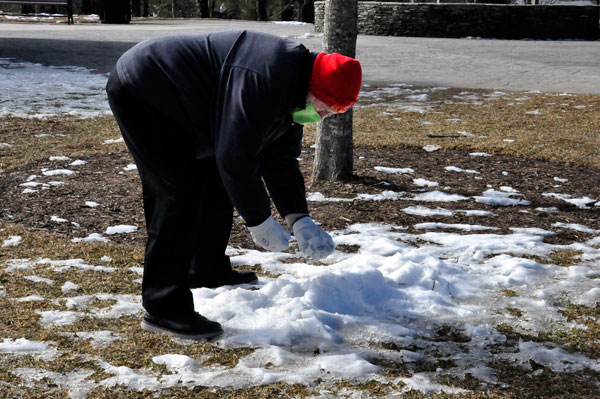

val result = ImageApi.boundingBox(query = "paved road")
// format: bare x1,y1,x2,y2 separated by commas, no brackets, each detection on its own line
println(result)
1,19,599,93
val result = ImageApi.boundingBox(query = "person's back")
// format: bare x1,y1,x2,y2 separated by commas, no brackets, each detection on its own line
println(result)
116,30,312,158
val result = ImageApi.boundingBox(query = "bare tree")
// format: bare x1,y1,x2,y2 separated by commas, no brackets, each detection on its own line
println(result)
198,0,209,16
311,0,358,181
256,0,267,20
295,0,313,23
132,0,141,16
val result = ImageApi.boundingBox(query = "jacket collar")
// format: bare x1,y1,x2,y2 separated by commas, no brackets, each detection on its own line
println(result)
292,51,319,110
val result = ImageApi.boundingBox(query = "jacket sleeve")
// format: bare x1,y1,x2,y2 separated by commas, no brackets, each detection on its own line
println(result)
259,124,309,221
214,66,284,227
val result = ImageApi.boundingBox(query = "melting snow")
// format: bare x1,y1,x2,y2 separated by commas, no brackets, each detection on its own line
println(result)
474,189,531,206
0,58,110,118
375,166,414,174
105,225,138,235
2,235,22,247
543,193,596,209
1,59,599,396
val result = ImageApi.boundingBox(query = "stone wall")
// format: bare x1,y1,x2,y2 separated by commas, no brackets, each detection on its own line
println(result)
314,2,600,40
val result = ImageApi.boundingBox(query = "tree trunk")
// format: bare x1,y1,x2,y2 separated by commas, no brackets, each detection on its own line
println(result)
311,0,358,182
256,0,267,20
296,0,313,23
21,4,34,13
304,1,314,23
81,0,93,15
131,0,140,17
280,0,293,21
143,0,149,17
198,0,208,17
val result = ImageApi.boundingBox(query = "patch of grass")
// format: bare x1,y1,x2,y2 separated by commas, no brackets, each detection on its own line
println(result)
503,250,584,267
551,303,600,359
506,307,524,318
435,372,483,391
303,90,600,168
497,304,599,362
0,116,123,172
379,341,415,352
392,390,516,399
491,360,600,399
336,244,361,253
233,264,280,279
88,387,156,399
0,223,143,299
201,346,255,369
334,379,404,397
277,255,326,267
49,316,255,370
2,90,599,171
0,315,256,395
494,323,516,337
1,89,599,398
413,358,457,373
89,382,314,399
0,386,69,399
367,354,411,378
493,323,551,346
504,253,548,264
548,249,584,267
0,296,55,338
88,297,118,310
432,324,472,343
0,223,144,267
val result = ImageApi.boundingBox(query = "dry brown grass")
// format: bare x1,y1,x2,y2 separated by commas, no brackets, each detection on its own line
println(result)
500,289,518,298
0,116,121,172
1,88,599,398
304,89,600,169
548,249,585,267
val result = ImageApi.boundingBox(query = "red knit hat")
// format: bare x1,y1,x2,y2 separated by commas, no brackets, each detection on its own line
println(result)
309,52,362,113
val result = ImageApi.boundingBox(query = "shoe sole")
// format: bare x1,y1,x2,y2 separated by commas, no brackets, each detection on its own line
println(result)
141,319,223,340
191,275,259,289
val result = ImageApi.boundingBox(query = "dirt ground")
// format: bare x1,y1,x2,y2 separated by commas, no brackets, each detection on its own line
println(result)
1,142,598,251
0,86,599,398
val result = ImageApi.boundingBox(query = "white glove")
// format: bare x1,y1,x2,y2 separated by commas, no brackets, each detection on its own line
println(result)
248,216,291,252
292,217,335,260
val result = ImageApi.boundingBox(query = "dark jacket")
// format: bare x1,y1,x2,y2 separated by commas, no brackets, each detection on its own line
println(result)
115,30,316,226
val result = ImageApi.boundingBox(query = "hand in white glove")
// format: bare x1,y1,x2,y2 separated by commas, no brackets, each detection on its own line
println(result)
248,216,291,252
292,217,335,260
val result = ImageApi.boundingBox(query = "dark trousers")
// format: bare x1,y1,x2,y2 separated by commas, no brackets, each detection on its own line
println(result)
106,71,234,316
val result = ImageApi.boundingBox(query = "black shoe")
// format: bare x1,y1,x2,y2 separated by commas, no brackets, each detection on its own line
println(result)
141,312,223,340
189,270,258,289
